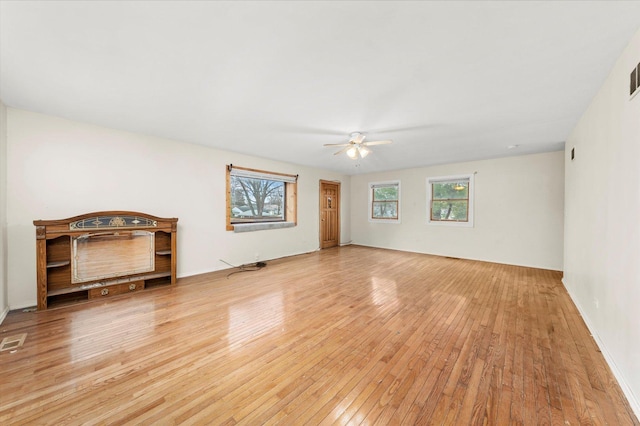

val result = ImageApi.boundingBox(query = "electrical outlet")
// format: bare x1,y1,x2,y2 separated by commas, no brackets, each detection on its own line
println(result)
594,298,599,309
255,253,260,261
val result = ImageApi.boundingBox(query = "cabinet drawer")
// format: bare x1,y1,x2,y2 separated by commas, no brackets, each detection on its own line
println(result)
89,281,145,299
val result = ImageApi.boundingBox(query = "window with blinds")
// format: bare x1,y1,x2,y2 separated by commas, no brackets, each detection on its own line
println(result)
369,181,400,222
427,174,474,226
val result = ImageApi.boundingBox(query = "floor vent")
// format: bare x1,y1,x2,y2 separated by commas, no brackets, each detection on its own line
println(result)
0,333,27,352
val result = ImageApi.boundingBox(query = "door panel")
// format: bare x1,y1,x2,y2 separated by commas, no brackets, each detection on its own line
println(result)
320,181,340,249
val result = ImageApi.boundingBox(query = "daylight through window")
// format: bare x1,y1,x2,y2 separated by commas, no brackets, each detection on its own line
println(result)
226,166,297,230
427,174,474,226
369,181,400,221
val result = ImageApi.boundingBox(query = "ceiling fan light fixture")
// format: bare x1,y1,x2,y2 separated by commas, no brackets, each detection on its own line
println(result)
359,146,371,158
325,132,392,159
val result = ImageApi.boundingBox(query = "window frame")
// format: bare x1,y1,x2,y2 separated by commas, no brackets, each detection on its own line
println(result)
368,181,401,223
427,174,474,227
226,165,297,231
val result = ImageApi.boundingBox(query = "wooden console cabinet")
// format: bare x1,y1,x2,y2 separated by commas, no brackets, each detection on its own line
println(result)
34,211,178,310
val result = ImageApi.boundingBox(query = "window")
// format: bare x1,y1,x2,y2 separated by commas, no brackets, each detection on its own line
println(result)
369,181,400,222
427,174,474,227
226,165,297,231
631,62,640,98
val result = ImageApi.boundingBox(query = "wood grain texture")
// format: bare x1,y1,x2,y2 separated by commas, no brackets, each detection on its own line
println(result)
1,246,637,425
33,211,177,310
319,180,340,249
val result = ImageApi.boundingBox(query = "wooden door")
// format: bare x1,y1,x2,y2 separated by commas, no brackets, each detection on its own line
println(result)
319,180,340,249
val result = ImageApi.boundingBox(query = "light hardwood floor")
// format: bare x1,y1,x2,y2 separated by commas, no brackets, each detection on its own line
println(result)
1,246,637,425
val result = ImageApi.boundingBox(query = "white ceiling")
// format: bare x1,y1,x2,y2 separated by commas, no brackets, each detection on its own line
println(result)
1,1,639,175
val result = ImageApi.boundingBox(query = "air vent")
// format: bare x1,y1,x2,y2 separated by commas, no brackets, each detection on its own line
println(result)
0,333,27,352
631,62,640,98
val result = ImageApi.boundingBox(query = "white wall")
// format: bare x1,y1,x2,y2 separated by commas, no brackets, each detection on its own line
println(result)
6,109,351,309
564,29,640,417
351,151,565,270
0,100,8,322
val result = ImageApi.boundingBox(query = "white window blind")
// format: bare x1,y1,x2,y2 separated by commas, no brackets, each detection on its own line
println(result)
370,183,399,189
429,177,470,185
229,166,297,183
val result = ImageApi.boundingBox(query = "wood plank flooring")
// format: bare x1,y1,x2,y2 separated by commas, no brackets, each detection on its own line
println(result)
0,245,637,425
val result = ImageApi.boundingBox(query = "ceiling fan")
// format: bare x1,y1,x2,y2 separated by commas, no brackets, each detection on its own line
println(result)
324,132,393,159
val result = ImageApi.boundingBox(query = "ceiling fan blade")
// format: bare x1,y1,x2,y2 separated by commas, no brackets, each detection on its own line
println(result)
366,124,434,134
334,146,351,156
323,143,351,147
362,140,393,146
269,124,347,136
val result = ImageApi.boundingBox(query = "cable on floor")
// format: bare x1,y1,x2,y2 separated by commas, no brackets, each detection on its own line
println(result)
219,259,267,278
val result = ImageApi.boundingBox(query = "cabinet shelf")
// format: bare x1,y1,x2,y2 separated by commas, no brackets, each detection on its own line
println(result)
35,211,178,310
47,271,172,297
47,260,70,268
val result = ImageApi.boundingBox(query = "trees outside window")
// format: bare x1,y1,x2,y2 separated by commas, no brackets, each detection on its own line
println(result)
369,181,400,222
431,181,468,221
427,174,474,227
226,166,297,231
230,176,284,222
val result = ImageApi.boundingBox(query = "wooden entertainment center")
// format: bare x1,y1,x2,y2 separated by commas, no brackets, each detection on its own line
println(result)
34,211,178,310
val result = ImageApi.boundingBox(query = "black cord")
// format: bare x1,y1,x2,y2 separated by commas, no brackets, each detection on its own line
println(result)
220,259,267,278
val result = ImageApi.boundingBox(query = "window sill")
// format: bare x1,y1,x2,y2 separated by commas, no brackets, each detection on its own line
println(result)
232,222,295,233
427,220,474,228
368,218,401,224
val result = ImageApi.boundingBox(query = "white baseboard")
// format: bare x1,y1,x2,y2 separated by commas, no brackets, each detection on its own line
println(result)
8,300,37,312
0,306,8,325
561,278,640,420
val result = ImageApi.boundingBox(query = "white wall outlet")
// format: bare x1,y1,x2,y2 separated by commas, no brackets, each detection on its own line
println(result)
255,253,260,261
